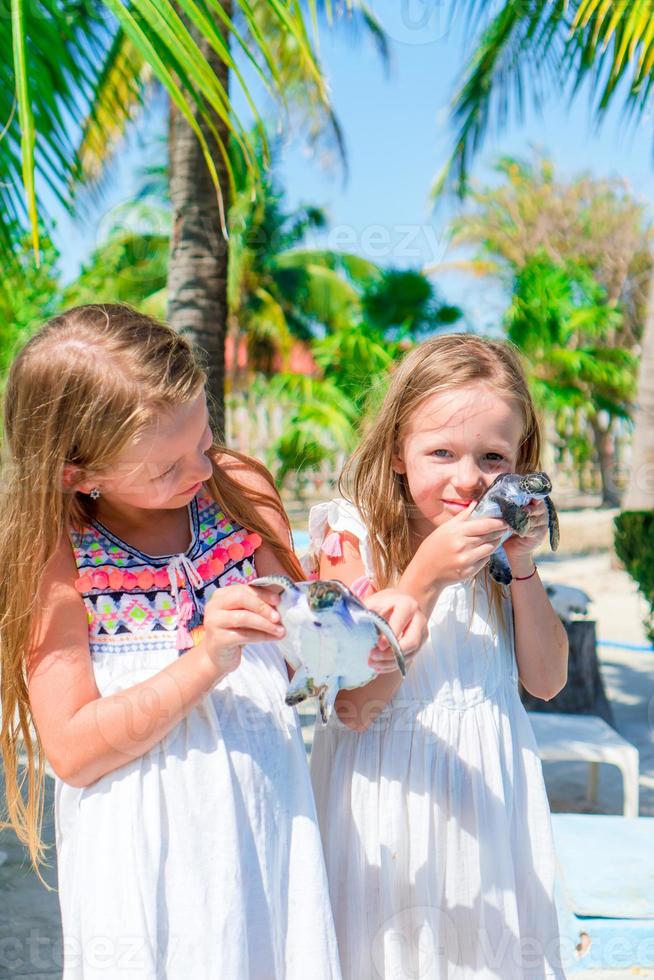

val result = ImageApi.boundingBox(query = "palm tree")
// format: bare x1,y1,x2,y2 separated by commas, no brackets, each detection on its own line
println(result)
62,149,381,377
438,1,654,508
6,1,384,433
505,254,635,505
227,150,381,380
269,268,462,482
441,153,650,502
446,155,652,345
6,2,327,256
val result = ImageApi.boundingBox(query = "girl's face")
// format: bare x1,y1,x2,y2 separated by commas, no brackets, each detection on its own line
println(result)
75,389,215,511
392,382,524,540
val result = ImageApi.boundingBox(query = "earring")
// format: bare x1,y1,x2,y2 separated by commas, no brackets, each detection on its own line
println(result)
89,488,101,500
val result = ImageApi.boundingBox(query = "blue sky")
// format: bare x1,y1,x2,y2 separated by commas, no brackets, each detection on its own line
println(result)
50,0,654,331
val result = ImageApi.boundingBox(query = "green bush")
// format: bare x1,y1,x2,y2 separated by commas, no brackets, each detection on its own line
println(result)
614,511,654,643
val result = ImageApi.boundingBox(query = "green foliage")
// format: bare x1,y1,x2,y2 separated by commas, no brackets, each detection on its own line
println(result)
228,155,380,361
6,0,342,256
267,268,462,481
505,252,637,478
0,233,60,380
362,269,461,338
312,324,398,409
448,154,644,498
6,0,390,261
228,151,461,436
230,172,463,481
258,373,359,482
64,230,169,318
450,153,652,345
614,512,654,643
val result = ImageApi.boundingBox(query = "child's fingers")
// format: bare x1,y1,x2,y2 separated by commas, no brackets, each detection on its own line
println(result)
370,646,421,672
462,517,507,537
225,626,287,646
400,615,427,654
208,584,281,622
467,529,509,547
216,609,287,637
369,622,424,672
471,540,504,561
450,500,478,522
382,604,426,654
370,660,399,674
369,649,401,673
362,591,426,670
378,608,424,653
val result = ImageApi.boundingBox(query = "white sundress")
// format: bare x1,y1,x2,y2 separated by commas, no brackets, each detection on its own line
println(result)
57,485,342,980
307,499,564,980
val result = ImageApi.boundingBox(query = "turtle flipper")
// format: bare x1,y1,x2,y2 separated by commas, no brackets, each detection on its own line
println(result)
365,608,407,677
318,681,338,725
545,497,560,551
488,546,512,585
343,595,407,676
501,501,530,536
249,575,304,669
285,665,316,708
250,575,296,591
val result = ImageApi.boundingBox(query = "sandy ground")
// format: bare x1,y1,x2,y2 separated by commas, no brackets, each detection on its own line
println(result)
1,551,652,978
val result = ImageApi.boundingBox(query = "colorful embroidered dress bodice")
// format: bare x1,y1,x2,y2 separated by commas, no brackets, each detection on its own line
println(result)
70,485,262,655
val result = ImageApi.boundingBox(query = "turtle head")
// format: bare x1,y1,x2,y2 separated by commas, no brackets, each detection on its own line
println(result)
518,471,552,498
306,580,349,612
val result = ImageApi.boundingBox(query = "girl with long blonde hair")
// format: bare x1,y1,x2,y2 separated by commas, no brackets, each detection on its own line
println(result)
0,303,345,978
307,334,569,979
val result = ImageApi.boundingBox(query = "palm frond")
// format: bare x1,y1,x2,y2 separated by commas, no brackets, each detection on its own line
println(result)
6,0,330,259
11,0,37,257
440,0,654,197
77,29,151,185
246,287,296,363
0,1,111,259
276,249,381,285
434,1,571,198
274,262,361,331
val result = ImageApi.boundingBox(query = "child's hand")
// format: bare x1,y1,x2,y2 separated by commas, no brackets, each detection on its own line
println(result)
363,589,428,674
420,502,509,586
202,584,286,675
503,499,549,568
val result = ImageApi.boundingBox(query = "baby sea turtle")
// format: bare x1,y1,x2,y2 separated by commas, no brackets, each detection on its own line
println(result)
472,472,559,585
250,576,406,724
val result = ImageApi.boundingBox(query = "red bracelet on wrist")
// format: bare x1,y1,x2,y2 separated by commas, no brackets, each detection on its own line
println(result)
512,565,538,581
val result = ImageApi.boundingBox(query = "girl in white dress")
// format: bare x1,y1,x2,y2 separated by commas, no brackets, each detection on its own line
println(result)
0,304,344,979
308,334,569,979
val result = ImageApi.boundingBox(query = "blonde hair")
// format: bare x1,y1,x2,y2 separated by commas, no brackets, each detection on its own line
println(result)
340,333,541,589
0,303,301,874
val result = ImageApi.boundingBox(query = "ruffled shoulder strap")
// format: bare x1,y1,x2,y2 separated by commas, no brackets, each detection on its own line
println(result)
306,497,375,594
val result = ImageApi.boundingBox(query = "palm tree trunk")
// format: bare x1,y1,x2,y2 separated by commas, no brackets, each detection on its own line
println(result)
623,273,654,511
167,9,230,439
589,416,620,508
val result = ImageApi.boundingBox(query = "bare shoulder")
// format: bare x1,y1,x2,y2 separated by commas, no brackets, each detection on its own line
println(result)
32,530,83,629
319,530,369,591
27,532,98,746
28,531,90,672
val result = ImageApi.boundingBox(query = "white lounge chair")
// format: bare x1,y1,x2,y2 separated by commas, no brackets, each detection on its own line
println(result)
527,711,640,818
